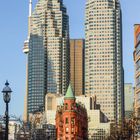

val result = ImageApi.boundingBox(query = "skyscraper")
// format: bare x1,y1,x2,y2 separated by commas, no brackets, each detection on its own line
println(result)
134,24,140,117
23,0,69,119
85,0,124,123
70,39,85,96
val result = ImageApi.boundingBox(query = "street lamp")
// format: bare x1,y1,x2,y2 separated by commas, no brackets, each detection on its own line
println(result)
2,81,12,140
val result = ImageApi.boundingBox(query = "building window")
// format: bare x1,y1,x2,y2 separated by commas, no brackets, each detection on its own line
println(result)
47,97,52,110
90,97,92,110
136,44,140,55
66,118,69,124
66,127,69,134
71,118,75,125
137,33,140,43
71,103,74,110
71,128,74,134
65,103,68,110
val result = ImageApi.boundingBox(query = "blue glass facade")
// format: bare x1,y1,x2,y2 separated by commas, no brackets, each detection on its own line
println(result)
28,35,46,114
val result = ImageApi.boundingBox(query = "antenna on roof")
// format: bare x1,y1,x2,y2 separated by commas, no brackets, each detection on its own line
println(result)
29,0,32,17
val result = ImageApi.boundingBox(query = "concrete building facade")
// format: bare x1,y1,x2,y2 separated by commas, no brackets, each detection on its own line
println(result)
23,0,69,119
134,24,140,117
55,85,88,140
76,95,110,140
70,39,85,96
124,83,134,119
85,0,124,123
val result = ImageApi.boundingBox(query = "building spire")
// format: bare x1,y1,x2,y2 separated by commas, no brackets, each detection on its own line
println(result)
64,84,75,99
29,0,32,17
28,0,32,38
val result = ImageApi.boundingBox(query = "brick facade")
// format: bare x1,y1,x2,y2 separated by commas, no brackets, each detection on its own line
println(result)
55,85,88,140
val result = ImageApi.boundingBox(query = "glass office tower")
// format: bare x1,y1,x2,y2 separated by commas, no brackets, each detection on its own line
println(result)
24,0,69,116
28,35,46,113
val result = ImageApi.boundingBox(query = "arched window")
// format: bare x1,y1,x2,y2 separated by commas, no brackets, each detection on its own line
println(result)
71,103,74,110
65,117,69,124
65,103,68,110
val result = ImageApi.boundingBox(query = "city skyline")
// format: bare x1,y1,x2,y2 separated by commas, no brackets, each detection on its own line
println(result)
0,0,139,117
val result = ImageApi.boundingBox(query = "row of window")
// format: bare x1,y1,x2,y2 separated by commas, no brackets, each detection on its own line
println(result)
137,33,140,43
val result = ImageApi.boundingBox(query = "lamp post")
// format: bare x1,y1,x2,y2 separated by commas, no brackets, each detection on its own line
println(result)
2,81,12,140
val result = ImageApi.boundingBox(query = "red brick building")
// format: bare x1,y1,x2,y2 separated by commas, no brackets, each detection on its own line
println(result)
56,85,88,140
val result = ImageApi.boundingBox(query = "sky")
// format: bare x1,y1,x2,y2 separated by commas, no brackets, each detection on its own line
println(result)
0,0,139,117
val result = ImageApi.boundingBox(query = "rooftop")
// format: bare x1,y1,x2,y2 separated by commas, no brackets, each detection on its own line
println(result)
64,84,75,99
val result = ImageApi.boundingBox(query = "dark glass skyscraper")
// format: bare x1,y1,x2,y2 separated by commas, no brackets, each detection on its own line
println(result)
28,35,46,113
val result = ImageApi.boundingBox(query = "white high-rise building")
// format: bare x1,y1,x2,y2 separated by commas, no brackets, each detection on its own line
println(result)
85,0,124,123
23,0,69,120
